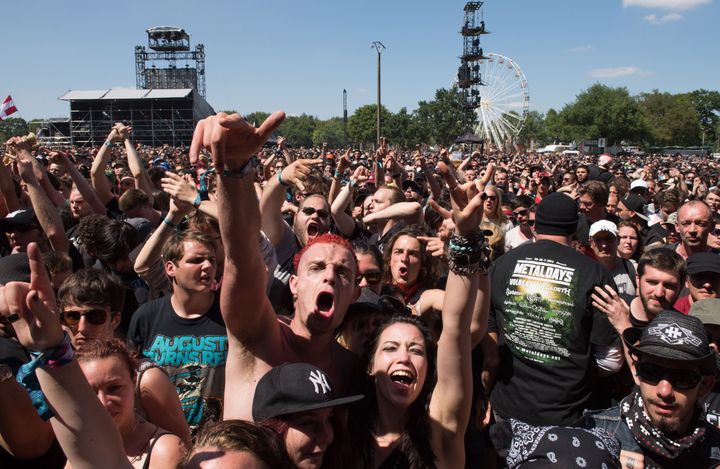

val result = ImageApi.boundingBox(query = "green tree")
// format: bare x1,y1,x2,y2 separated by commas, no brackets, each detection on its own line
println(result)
384,107,423,149
312,117,345,148
243,111,270,127
685,89,720,148
557,84,648,145
348,105,392,147
638,90,700,146
277,114,317,148
416,86,476,146
0,118,29,142
516,110,547,147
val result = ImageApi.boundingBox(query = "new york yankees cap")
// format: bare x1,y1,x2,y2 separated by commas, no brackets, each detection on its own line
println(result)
252,363,363,422
623,310,717,374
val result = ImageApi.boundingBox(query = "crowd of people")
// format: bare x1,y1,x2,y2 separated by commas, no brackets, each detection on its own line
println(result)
0,112,720,468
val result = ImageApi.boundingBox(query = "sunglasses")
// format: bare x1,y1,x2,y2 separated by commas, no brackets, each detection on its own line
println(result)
61,309,109,327
481,194,497,202
300,207,329,219
358,270,383,284
711,228,720,237
513,209,528,216
635,361,703,390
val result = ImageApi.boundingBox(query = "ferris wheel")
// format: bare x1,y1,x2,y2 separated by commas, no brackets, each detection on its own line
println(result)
475,53,530,148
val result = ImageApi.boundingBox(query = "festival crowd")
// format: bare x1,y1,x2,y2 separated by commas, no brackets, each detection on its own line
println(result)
1,112,720,469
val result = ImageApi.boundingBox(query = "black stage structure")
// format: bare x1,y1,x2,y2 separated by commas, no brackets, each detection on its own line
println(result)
59,88,213,147
58,27,213,147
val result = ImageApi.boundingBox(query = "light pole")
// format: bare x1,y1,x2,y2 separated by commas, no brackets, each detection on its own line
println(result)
371,41,386,147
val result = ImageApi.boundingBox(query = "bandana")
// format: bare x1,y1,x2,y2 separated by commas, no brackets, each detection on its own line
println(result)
620,389,707,460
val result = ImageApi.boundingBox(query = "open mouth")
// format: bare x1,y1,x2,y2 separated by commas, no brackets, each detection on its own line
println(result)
307,222,319,238
316,292,335,316
398,265,408,277
390,370,414,386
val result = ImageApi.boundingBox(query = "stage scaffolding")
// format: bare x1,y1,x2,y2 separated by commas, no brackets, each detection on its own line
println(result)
59,88,214,147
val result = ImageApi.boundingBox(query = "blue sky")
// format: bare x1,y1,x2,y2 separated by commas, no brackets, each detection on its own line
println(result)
3,0,717,120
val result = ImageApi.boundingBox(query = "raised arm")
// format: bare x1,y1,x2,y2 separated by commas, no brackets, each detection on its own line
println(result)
190,112,285,420
0,158,20,215
0,243,130,469
331,166,369,238
49,150,107,215
428,163,485,467
90,128,120,205
328,150,351,205
260,158,320,247
161,171,219,220
363,201,422,226
117,124,155,202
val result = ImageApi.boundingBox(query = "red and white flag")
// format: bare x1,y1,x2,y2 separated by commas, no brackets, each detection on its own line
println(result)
0,96,18,120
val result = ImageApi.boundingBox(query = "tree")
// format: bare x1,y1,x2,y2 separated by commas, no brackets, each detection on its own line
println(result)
384,107,423,149
243,111,270,127
516,110,547,147
348,105,392,147
0,118,29,142
557,84,648,145
415,86,476,146
685,89,720,147
277,114,317,148
312,117,345,148
638,90,700,146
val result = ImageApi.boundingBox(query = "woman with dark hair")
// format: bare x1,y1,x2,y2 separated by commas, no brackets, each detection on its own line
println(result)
617,220,644,261
347,162,489,468
382,226,440,308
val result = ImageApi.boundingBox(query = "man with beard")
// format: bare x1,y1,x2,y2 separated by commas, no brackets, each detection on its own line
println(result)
592,248,686,337
584,311,720,468
260,158,332,315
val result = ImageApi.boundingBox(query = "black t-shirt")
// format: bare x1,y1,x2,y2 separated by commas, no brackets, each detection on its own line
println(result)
489,240,620,426
127,294,227,432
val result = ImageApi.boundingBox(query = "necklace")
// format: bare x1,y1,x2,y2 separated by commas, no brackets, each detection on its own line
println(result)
127,417,158,465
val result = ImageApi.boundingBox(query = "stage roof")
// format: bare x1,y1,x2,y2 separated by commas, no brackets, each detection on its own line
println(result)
59,88,194,101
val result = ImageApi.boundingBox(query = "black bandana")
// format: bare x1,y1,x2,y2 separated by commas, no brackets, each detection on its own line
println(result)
620,389,708,460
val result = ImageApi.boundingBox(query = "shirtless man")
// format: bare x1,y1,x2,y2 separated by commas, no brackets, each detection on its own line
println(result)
189,112,360,420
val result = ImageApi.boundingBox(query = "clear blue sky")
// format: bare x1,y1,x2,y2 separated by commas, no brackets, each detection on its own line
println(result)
4,0,718,120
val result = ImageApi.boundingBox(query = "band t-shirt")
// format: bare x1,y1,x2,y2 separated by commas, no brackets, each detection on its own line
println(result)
127,294,227,433
488,240,620,426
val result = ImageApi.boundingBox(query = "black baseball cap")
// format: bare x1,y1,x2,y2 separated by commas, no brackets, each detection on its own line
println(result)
0,209,39,232
623,310,717,374
252,363,363,421
402,180,424,195
619,194,648,221
686,252,720,275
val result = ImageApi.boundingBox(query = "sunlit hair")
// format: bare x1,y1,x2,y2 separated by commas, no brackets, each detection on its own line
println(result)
483,186,508,225
292,233,358,274
186,420,294,469
75,337,137,379
58,268,126,312
118,188,151,213
161,230,216,266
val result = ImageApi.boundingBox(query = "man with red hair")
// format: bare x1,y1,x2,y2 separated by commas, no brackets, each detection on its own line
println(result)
189,112,361,421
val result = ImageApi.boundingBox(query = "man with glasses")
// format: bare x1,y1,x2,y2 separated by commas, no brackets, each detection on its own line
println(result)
58,268,125,349
504,198,535,251
261,158,333,315
584,311,720,468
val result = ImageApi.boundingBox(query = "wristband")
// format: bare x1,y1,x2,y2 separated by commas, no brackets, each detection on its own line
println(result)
221,157,258,179
349,179,357,189
193,193,202,208
162,217,178,229
334,170,342,179
104,141,114,148
30,332,74,369
277,168,291,187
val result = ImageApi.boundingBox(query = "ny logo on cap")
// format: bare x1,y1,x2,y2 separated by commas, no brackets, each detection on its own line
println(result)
648,322,702,347
308,370,331,395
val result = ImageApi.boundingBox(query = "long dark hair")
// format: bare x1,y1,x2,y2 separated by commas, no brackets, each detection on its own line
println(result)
348,315,438,469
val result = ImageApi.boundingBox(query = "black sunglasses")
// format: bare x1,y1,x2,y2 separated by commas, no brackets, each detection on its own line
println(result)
61,309,109,327
513,209,528,216
635,361,703,390
482,194,497,201
300,207,329,219
358,270,383,284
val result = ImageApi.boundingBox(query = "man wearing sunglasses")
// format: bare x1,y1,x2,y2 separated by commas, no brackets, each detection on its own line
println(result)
58,268,125,348
584,311,720,468
503,198,535,251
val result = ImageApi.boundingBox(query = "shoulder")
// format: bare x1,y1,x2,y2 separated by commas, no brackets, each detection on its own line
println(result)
148,432,186,469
